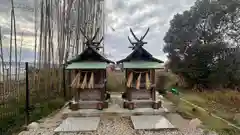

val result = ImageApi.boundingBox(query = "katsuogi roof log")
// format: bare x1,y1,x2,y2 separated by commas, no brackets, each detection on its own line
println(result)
128,27,149,50
79,27,103,50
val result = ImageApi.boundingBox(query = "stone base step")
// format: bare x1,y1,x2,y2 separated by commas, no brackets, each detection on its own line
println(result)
123,99,162,109
79,101,100,109
69,100,108,110
62,105,169,118
131,100,154,108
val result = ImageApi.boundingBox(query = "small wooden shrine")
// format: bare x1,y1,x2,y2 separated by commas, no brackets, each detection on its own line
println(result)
66,28,114,110
117,28,164,110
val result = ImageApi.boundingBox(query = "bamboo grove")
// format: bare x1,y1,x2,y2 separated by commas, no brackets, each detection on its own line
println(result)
0,0,105,104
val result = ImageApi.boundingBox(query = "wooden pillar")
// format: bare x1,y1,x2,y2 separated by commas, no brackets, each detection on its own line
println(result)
126,69,131,101
151,69,156,101
63,66,66,100
74,70,79,102
69,70,72,98
101,70,105,101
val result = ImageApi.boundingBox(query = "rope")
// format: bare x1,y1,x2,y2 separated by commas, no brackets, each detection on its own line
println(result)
127,72,133,88
126,71,152,89
80,71,91,73
88,72,94,88
136,73,142,90
129,70,149,73
76,72,82,88
70,71,99,89
81,73,88,89
71,72,81,88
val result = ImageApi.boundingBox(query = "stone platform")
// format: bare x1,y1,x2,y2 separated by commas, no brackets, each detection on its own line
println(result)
62,104,168,118
62,92,169,118
55,93,178,133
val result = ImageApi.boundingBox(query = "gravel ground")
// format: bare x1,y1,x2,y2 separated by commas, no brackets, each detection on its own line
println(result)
17,95,216,135
18,110,212,135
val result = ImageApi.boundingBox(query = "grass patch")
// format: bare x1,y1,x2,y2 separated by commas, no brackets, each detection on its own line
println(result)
165,92,240,135
180,90,240,127
156,71,240,134
29,97,65,122
0,68,66,135
166,93,227,128
0,97,65,135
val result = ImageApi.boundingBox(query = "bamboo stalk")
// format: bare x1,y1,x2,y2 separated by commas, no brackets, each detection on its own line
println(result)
37,0,44,92
10,0,17,82
9,2,13,92
38,0,44,69
18,32,23,93
0,27,5,94
44,0,48,68
46,0,51,92
34,0,38,68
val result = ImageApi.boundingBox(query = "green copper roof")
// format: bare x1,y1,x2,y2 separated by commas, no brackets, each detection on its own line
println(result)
123,62,164,69
66,62,108,69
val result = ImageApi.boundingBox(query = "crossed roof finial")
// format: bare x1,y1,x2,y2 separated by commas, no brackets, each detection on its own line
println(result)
79,27,103,50
128,27,150,50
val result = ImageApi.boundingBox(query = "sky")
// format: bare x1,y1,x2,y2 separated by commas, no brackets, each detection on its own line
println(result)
0,0,196,62
104,0,196,62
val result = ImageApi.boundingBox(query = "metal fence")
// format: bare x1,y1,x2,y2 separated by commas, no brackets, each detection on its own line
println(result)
0,62,71,135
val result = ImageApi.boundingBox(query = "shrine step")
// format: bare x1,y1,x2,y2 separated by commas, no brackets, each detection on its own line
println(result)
134,100,153,108
126,100,154,108
79,101,101,109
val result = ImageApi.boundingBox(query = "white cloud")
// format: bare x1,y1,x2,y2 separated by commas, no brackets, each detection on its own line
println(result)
0,0,196,62
105,0,196,62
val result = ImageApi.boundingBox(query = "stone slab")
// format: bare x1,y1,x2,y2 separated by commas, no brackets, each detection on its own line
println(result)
54,117,100,132
131,115,176,130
